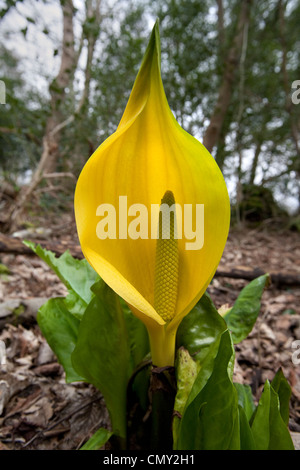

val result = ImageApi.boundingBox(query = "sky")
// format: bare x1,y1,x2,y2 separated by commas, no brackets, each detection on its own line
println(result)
1,0,72,96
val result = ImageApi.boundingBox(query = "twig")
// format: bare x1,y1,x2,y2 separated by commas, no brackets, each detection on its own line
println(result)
43,172,76,180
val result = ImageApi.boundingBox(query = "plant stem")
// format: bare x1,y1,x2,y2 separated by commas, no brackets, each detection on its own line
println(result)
109,435,127,450
150,366,176,450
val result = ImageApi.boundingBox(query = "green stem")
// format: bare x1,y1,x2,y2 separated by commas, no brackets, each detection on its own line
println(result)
148,323,176,367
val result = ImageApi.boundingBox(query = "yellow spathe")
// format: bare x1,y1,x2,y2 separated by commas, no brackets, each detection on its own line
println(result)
74,22,230,367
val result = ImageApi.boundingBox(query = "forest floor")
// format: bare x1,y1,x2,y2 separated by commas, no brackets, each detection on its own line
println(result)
0,212,300,450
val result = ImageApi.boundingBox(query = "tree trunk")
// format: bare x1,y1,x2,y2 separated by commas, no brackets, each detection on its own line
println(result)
203,0,252,153
45,0,76,173
278,1,299,157
278,0,300,212
8,0,102,231
216,0,225,55
8,0,76,230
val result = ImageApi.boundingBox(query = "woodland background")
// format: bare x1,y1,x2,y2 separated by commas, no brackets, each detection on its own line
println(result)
0,0,300,228
0,0,300,450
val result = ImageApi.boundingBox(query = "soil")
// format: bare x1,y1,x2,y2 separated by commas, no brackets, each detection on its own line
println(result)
0,214,299,450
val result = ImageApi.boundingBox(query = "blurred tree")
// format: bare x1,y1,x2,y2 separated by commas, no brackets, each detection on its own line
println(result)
152,0,299,214
0,44,46,179
151,0,217,135
88,1,149,141
0,0,23,20
54,0,150,175
9,0,102,228
1,0,299,230
226,0,300,214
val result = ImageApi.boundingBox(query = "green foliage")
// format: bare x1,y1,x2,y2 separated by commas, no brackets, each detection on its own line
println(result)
152,0,217,133
234,383,256,422
250,379,294,450
173,348,200,444
175,331,240,450
238,184,288,223
270,368,292,427
0,44,46,178
37,297,82,383
176,292,227,361
79,428,113,450
174,334,294,450
27,242,149,443
88,1,148,142
1,1,299,214
28,243,294,450
0,0,23,20
72,281,133,439
24,241,100,318
222,273,270,343
0,262,11,275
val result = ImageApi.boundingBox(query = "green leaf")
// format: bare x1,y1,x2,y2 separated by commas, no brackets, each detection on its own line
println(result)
71,280,132,439
121,299,149,369
173,348,200,448
37,298,83,383
80,427,113,450
234,383,256,421
26,16,35,24
24,241,99,318
176,292,227,363
251,380,294,450
238,405,256,450
271,369,292,426
176,330,240,450
223,274,270,343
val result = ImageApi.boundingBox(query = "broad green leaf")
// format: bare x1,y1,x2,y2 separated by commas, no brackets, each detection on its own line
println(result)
130,362,151,413
121,299,149,369
268,385,294,450
251,380,294,450
119,301,150,415
271,369,292,426
176,330,240,450
250,381,271,450
37,298,83,383
238,405,256,450
176,292,227,363
24,241,99,318
223,274,270,343
234,383,256,421
80,427,113,450
71,280,132,439
183,332,223,411
173,348,200,448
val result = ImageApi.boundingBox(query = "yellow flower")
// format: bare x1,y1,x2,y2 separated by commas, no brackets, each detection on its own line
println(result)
74,22,230,367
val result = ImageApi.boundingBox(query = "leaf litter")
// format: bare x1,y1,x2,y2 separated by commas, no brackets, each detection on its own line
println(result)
0,222,299,449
